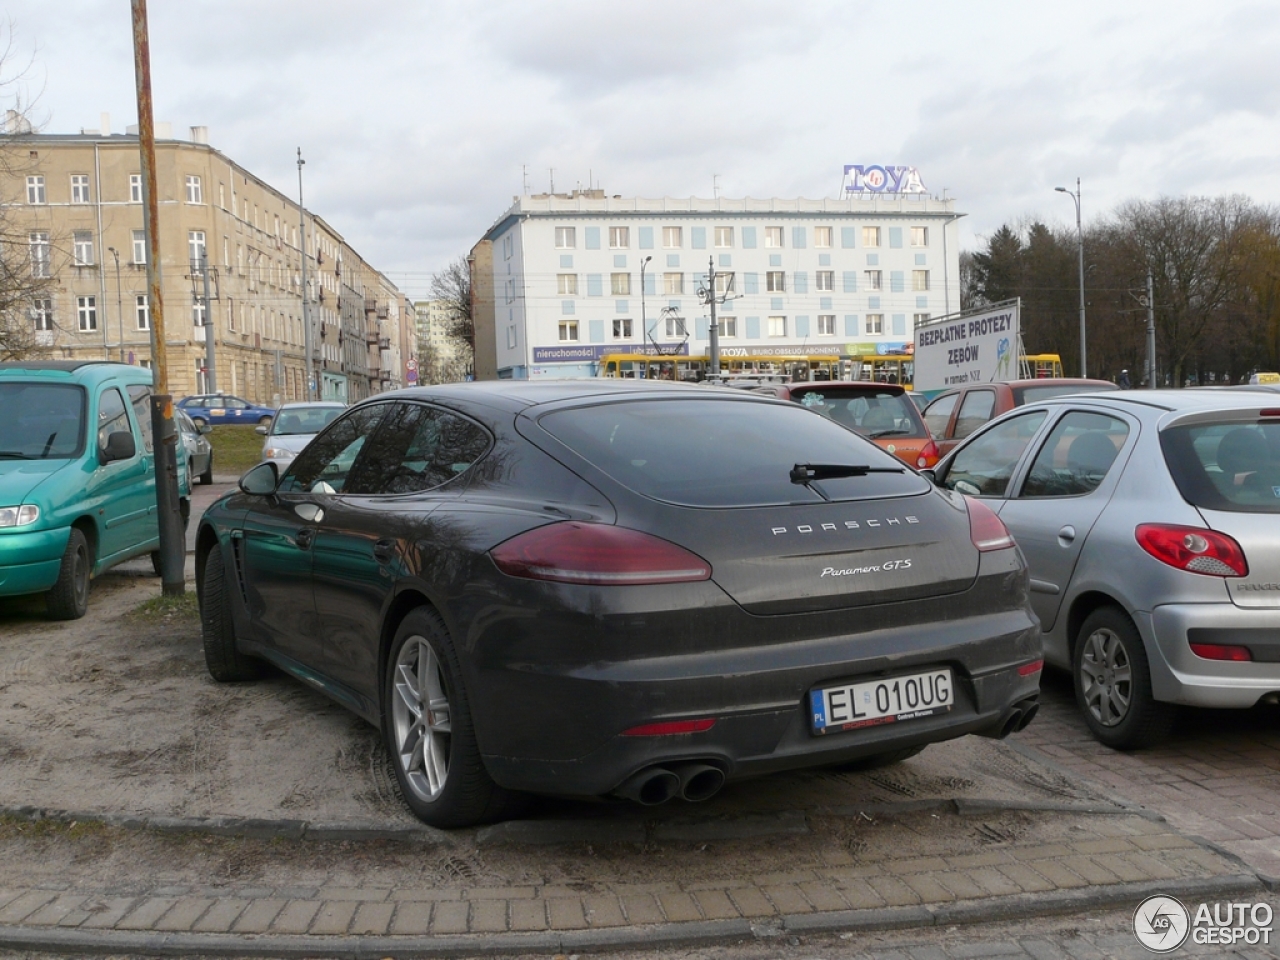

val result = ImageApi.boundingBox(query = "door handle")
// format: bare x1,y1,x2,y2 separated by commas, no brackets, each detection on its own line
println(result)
1057,525,1076,545
373,539,396,563
295,528,315,549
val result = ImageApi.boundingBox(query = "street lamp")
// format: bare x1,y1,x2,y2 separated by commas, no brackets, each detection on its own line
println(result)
639,255,652,350
1055,178,1087,377
107,247,124,362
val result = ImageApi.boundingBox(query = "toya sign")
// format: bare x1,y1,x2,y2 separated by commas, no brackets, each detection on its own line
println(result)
843,165,928,195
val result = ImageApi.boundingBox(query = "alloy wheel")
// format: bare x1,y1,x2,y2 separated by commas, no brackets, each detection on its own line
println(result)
391,636,452,802
1078,627,1132,727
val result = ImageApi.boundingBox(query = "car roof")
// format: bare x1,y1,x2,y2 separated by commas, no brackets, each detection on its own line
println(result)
0,360,153,387
1027,389,1280,415
276,401,345,410
774,380,907,396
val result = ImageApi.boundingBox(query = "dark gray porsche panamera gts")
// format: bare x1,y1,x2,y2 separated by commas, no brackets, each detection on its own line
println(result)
195,380,1042,828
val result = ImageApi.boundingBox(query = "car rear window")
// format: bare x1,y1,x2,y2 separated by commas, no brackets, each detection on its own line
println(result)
539,397,931,507
1161,420,1280,513
1013,383,1118,404
783,386,926,438
0,383,86,459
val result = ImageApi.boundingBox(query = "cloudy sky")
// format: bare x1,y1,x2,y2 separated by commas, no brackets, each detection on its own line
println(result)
5,0,1278,297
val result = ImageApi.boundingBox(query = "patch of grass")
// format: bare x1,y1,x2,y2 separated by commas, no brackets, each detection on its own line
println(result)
131,591,200,622
208,424,267,475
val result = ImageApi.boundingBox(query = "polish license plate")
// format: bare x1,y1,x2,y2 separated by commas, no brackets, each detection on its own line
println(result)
810,668,953,735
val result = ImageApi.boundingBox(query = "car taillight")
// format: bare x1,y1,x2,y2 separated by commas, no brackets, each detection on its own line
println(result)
490,521,712,585
1189,642,1253,662
965,496,1015,552
916,439,941,469
1135,524,1248,577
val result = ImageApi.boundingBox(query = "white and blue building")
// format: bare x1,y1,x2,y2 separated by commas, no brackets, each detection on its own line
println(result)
473,190,962,380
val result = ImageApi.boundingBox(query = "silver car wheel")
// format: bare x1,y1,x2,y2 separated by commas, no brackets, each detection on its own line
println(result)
391,635,452,802
1078,626,1132,727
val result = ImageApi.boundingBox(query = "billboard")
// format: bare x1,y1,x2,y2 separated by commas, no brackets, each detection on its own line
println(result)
912,302,1019,393
842,165,928,195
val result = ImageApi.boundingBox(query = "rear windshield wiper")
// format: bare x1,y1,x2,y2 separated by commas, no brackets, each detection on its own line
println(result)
0,450,35,460
790,462,906,484
867,427,914,439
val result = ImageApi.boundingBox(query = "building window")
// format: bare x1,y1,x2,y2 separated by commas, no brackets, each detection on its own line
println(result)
663,226,682,248
609,226,629,249
864,270,882,291
764,226,784,248
130,174,142,203
32,298,53,331
26,176,45,204
73,231,95,266
613,318,633,339
766,271,785,292
70,174,90,203
914,312,931,327
189,231,207,271
192,296,206,327
29,232,50,277
77,296,98,332
911,226,928,247
713,272,734,297
714,226,733,248
866,313,884,335
767,316,786,337
611,272,631,295
663,272,684,295
717,316,738,339
186,175,203,203
136,294,150,330
555,226,575,249
862,226,881,247
558,320,579,342
814,226,833,248
132,230,147,264
665,314,687,338
912,269,930,291
818,314,836,336
557,274,578,295
815,270,834,292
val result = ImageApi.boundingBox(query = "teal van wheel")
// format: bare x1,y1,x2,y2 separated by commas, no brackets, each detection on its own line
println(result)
47,529,90,620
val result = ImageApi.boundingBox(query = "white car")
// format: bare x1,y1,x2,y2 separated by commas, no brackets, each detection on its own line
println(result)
257,402,345,468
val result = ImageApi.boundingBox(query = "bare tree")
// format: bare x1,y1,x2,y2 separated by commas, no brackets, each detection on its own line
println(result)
429,257,473,367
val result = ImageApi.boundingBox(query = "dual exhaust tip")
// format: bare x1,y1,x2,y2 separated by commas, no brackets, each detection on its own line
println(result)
614,762,726,806
986,697,1040,739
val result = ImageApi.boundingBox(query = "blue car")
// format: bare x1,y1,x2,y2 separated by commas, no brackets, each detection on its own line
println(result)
177,394,276,428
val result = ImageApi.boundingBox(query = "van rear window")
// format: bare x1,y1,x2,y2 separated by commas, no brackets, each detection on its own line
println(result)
1161,420,1280,514
0,383,87,460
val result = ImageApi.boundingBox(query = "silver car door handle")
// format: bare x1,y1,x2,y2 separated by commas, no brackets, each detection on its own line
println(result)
1058,525,1076,545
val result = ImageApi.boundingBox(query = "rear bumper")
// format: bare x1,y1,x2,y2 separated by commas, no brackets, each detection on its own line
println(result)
1142,603,1280,708
0,527,70,597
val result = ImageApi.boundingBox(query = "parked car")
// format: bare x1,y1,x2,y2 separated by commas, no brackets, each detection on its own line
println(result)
753,381,941,469
196,381,1042,828
922,379,1118,458
927,390,1280,749
256,401,346,468
176,393,276,427
0,361,190,619
175,408,214,485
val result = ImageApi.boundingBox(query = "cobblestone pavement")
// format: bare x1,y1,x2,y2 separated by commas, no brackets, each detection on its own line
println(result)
1016,668,1280,881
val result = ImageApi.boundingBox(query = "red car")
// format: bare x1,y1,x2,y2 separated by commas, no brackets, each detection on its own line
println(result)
754,381,940,469
922,379,1119,457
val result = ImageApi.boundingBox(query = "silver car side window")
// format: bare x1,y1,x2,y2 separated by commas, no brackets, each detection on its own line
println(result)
942,410,1048,498
1020,412,1128,498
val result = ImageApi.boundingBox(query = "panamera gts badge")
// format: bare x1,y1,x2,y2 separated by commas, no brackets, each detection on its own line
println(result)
822,559,912,577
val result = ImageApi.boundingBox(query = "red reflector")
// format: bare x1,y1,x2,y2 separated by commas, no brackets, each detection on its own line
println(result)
1017,659,1044,676
490,522,712,585
1135,524,1248,577
621,718,717,737
1260,409,1280,417
965,496,1015,551
1189,643,1253,662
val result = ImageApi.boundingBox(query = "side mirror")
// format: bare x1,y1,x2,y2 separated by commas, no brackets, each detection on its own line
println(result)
920,468,938,485
254,424,269,435
239,460,280,495
198,422,213,435
100,430,136,464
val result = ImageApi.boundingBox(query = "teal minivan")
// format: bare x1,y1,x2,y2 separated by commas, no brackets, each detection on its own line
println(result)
0,361,190,619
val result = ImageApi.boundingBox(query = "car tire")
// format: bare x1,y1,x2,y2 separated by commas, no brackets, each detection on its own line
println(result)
383,607,526,828
199,453,214,486
150,550,163,577
46,528,90,620
1074,606,1176,750
830,744,927,772
200,545,267,682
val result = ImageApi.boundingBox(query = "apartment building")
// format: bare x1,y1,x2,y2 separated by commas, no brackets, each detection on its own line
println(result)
471,190,962,380
1,120,411,403
413,299,469,383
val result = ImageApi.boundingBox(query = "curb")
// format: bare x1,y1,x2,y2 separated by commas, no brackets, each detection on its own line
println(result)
0,875,1263,959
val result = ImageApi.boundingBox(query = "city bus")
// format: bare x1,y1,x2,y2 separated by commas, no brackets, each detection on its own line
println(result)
597,353,841,382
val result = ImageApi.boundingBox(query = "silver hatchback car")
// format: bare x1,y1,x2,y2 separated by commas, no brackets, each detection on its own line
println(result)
930,390,1280,748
